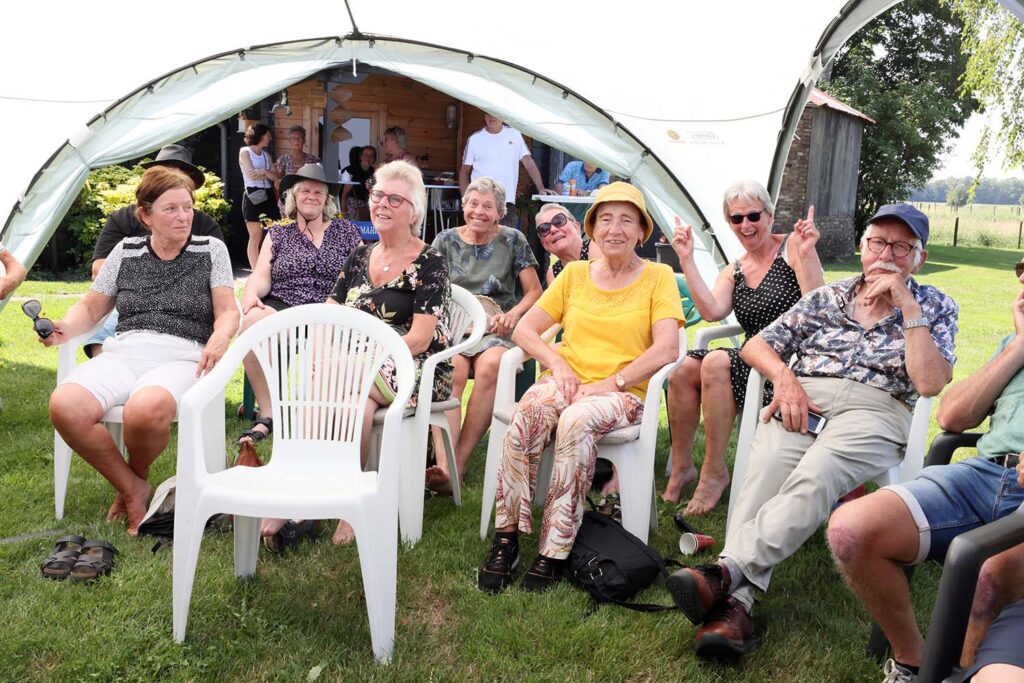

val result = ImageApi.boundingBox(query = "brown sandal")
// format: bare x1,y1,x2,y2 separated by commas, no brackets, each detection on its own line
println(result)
69,540,119,582
40,535,87,580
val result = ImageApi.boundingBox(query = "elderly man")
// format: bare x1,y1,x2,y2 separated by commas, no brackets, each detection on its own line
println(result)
666,204,959,659
459,114,555,227
556,159,610,196
85,145,224,356
828,257,1024,683
535,203,602,284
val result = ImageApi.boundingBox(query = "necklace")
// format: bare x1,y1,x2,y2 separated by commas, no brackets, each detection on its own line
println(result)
378,238,414,272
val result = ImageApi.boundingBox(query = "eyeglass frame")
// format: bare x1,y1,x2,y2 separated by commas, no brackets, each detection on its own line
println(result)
537,212,572,238
21,298,54,339
368,189,411,210
863,236,919,259
728,210,766,225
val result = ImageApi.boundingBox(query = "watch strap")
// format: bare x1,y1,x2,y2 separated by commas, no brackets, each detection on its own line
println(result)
903,317,929,329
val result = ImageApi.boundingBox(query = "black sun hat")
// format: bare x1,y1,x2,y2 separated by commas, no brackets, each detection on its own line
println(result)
140,144,206,189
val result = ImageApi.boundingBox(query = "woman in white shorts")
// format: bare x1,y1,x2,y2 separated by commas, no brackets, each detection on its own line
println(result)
43,165,239,535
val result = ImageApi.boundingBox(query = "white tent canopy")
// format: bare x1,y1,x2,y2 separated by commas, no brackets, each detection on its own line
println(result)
3,0,1022,289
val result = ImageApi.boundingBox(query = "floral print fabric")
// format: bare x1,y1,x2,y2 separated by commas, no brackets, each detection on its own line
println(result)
758,274,958,405
494,375,643,559
330,243,453,406
267,218,362,307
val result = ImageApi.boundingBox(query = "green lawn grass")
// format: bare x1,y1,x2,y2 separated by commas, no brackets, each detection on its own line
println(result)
0,244,1019,681
915,201,1024,250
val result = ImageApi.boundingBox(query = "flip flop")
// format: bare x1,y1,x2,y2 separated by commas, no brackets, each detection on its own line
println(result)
40,535,87,580
69,540,119,583
263,520,321,553
238,416,273,444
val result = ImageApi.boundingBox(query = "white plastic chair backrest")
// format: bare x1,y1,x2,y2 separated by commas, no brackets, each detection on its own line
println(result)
448,285,485,345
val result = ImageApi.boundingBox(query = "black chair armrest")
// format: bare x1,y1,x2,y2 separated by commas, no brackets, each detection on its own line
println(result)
919,506,1024,683
924,432,983,468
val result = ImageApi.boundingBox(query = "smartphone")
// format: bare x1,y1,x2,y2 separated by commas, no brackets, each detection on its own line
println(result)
773,409,827,434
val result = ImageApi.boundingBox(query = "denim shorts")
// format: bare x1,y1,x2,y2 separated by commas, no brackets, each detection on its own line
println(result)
885,456,1024,565
963,599,1024,681
83,310,119,356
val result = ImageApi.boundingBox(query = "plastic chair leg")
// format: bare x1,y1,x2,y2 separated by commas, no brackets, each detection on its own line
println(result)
54,432,72,520
233,515,260,578
434,422,461,507
172,512,209,642
604,448,651,544
480,418,506,539
398,421,425,548
533,447,554,507
353,510,397,663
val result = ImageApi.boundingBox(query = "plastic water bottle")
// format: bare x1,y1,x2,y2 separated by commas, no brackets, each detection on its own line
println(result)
562,182,570,196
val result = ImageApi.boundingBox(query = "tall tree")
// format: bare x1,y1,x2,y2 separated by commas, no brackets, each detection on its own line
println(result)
949,0,1024,177
825,0,978,230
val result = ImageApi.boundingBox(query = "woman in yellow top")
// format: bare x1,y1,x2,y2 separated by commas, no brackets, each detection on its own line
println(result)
478,182,684,594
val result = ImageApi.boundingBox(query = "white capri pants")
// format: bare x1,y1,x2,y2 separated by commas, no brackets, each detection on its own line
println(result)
60,331,204,413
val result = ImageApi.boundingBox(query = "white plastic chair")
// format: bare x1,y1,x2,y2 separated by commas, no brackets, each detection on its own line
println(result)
171,304,415,663
724,365,933,539
365,285,486,546
479,326,688,544
53,313,162,519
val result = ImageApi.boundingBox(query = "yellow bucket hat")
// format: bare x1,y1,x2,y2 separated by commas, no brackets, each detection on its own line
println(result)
583,182,655,244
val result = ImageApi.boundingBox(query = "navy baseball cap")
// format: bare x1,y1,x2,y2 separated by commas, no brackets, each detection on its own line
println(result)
868,204,929,245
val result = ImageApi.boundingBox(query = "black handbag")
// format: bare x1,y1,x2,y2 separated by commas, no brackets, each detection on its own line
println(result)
567,510,679,612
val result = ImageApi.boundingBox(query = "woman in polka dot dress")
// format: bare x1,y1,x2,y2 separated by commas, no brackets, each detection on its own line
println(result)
663,180,824,514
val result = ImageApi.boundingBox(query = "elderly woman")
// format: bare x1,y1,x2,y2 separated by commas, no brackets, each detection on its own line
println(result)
536,202,603,285
380,127,417,167
239,123,281,269
44,166,239,535
663,180,823,513
478,182,684,593
238,164,362,444
274,125,320,213
259,161,452,548
427,177,542,494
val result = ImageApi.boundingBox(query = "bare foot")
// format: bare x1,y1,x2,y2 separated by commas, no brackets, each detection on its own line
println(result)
661,465,698,503
106,494,127,522
684,470,730,515
424,465,454,495
261,518,288,537
123,479,153,536
332,520,355,545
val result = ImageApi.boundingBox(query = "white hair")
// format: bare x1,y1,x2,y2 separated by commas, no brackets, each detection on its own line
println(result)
861,222,924,268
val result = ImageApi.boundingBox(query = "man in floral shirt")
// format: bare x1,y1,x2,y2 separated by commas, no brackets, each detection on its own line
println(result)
667,204,958,659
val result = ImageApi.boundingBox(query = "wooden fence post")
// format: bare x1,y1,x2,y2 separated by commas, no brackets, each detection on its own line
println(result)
953,216,959,247
1018,221,1022,250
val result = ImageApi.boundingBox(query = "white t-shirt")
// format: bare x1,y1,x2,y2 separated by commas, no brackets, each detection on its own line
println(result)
462,126,530,203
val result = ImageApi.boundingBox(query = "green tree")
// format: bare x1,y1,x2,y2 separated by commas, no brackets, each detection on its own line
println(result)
946,180,969,209
949,0,1024,177
824,0,978,231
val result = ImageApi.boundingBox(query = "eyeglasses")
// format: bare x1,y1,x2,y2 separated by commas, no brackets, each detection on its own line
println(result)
1015,262,1024,278
368,190,410,209
728,211,765,225
537,212,570,238
21,299,54,339
864,237,917,258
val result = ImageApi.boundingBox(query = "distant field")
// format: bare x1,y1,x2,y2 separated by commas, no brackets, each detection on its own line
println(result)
914,201,1024,249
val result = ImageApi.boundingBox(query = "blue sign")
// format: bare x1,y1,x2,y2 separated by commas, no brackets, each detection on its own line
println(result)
353,221,379,241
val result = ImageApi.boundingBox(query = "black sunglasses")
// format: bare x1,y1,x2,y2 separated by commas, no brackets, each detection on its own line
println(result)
21,299,54,339
537,212,570,238
728,211,765,225
1016,262,1024,278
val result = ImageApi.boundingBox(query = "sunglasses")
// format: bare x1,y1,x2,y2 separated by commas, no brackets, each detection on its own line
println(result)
368,189,410,209
537,212,570,238
21,299,54,339
1016,262,1024,278
728,211,765,225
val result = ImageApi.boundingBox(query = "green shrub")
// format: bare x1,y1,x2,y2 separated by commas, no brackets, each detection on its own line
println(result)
55,161,230,272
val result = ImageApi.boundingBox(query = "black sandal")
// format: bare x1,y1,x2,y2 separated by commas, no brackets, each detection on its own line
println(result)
40,535,87,580
263,520,321,553
238,416,273,444
69,539,119,582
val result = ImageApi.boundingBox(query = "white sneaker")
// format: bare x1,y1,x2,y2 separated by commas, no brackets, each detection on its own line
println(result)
882,659,917,683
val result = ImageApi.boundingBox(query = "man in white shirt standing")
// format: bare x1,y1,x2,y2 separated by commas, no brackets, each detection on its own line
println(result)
459,114,556,227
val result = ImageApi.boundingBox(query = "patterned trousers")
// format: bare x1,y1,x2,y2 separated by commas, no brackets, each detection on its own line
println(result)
494,375,643,559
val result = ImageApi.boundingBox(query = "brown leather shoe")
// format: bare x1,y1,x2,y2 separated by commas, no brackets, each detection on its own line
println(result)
695,597,759,659
665,563,732,624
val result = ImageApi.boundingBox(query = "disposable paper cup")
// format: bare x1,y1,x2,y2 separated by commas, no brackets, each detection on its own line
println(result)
679,532,716,555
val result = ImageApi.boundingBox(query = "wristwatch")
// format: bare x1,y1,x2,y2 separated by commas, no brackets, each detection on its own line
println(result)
614,372,627,391
903,317,929,330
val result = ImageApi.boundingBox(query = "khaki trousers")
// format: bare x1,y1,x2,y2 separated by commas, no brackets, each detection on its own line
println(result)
720,377,912,604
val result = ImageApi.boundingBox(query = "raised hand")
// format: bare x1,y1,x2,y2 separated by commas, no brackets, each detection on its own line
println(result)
861,272,919,313
671,217,695,263
791,205,819,258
